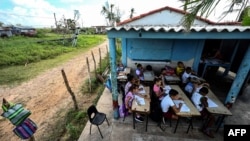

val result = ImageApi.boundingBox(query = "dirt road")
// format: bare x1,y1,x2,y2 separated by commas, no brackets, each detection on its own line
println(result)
0,41,108,141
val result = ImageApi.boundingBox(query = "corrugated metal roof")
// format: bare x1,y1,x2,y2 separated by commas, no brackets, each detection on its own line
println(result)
107,25,250,32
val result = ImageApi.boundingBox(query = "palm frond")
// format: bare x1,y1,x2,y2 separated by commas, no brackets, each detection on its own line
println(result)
181,0,248,31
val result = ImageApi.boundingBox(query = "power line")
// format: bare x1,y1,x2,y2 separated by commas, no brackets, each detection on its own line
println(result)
0,12,54,19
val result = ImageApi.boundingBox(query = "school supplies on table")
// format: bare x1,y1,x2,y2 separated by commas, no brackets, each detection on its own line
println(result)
173,100,190,112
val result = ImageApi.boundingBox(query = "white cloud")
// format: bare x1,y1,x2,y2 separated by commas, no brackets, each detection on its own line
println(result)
1,0,249,28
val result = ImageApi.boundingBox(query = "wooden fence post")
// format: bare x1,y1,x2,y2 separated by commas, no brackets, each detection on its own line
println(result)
99,48,101,71
106,44,109,55
61,69,78,110
91,51,97,78
86,57,92,92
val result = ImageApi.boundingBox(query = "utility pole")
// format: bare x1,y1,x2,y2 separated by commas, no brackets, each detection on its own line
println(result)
54,13,58,29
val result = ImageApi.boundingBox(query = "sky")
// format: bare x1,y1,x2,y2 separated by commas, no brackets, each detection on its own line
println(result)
0,0,249,28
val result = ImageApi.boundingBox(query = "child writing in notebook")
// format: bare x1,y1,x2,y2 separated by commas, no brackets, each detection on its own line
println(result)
161,89,183,120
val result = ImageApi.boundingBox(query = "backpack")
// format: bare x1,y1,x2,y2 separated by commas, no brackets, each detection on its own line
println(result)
119,104,128,118
13,118,37,139
165,66,175,76
104,77,112,92
1,103,31,126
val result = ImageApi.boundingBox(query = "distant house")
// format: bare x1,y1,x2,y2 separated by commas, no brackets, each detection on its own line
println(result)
92,25,107,34
2,25,37,36
0,27,12,37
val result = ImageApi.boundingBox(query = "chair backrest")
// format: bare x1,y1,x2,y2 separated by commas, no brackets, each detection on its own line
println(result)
87,105,98,122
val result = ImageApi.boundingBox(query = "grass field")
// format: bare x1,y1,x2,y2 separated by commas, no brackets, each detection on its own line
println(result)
0,31,106,86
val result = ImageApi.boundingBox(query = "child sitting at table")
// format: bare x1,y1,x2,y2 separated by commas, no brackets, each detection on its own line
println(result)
184,77,210,98
181,67,197,86
161,89,183,120
153,77,166,101
124,74,136,95
191,87,215,138
116,62,125,73
184,77,201,98
176,61,185,76
158,68,167,86
135,63,144,81
125,84,144,122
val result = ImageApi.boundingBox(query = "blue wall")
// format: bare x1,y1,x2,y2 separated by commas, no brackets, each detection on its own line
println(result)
126,38,202,64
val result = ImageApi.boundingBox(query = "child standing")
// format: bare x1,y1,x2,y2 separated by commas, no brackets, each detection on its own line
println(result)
191,87,215,138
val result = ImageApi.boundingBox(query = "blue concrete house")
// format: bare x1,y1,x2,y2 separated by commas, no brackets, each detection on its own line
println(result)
106,6,250,118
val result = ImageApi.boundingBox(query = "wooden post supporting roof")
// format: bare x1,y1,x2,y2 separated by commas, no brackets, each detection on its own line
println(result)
109,38,119,119
225,45,250,105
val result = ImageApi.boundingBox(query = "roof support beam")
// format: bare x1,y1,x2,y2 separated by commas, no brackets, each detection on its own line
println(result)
225,45,250,105
107,30,250,39
108,37,119,119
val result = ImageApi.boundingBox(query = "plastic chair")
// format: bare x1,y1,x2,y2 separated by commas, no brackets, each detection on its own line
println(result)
87,105,109,138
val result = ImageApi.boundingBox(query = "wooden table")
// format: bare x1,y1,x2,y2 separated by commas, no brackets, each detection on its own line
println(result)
143,71,155,81
164,75,181,84
117,67,131,82
189,75,206,83
131,86,151,131
143,71,155,87
168,85,201,133
206,89,232,132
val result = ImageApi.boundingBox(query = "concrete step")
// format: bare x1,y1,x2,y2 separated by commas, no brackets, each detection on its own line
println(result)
111,115,224,141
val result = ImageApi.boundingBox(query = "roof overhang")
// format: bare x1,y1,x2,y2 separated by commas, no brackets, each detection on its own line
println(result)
107,25,250,39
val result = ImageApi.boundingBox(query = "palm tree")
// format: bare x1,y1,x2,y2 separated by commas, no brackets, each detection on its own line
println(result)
115,7,122,23
180,0,249,30
241,6,250,25
101,2,116,26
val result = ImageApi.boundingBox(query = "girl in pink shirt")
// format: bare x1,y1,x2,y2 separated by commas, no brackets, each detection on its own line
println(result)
153,78,166,100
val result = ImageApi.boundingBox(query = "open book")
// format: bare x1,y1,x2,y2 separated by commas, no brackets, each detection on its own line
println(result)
173,100,190,112
207,98,218,108
134,95,145,105
138,85,146,94
164,85,171,94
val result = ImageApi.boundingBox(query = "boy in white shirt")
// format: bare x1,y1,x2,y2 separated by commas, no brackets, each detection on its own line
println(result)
191,87,215,138
161,89,182,120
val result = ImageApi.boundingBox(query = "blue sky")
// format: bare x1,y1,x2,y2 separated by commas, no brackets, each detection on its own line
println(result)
0,0,248,28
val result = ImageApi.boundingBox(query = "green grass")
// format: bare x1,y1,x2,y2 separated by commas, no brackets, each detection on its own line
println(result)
0,33,116,140
0,34,106,86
